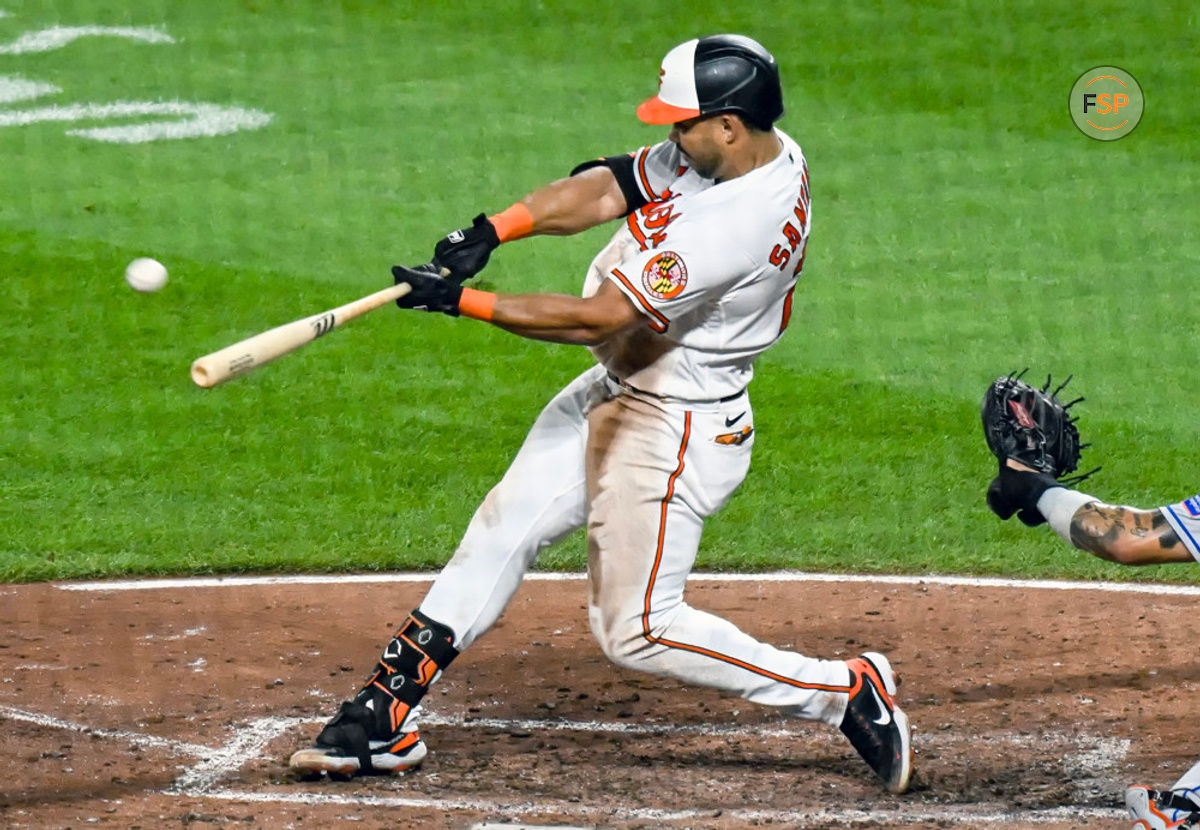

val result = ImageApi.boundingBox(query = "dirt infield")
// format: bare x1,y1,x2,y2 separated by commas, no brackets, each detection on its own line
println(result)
2,573,1197,829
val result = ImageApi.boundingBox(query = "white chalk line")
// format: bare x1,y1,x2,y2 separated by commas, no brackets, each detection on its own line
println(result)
0,75,60,105
56,569,1200,596
169,716,307,794
0,703,1123,759
0,25,174,55
0,100,273,143
197,787,1122,826
1065,736,1133,803
472,825,592,830
0,704,1127,825
0,27,272,143
0,704,210,757
415,710,802,739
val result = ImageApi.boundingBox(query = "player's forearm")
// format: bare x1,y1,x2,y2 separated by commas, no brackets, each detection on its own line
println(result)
488,293,628,345
1067,502,1189,565
518,167,628,236
397,267,641,343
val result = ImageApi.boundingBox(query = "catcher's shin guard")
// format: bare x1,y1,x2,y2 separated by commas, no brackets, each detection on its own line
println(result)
292,609,459,776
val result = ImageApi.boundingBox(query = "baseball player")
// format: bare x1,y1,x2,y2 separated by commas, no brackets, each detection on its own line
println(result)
990,462,1200,828
290,34,913,794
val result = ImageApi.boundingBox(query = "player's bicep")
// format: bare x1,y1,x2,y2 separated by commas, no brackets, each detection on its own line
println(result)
570,155,648,216
589,166,636,222
526,166,633,235
587,277,646,336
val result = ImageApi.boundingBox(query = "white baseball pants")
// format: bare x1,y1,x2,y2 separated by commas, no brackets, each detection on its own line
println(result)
421,364,852,725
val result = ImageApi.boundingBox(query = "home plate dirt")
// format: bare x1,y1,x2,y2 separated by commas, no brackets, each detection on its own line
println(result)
2,573,1198,829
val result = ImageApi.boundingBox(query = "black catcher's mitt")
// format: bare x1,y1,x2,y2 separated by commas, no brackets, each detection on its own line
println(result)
981,371,1083,477
982,371,1093,526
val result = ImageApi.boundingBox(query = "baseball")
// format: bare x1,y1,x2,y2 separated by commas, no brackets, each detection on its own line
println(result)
125,257,168,292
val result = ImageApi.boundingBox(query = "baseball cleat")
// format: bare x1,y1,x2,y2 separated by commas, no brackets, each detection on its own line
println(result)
839,652,913,794
289,700,427,777
1126,786,1200,829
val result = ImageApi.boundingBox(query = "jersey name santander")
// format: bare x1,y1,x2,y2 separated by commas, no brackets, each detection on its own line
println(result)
583,129,811,401
1161,494,1200,562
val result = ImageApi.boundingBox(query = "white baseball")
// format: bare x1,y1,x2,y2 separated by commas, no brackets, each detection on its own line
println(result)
125,257,168,292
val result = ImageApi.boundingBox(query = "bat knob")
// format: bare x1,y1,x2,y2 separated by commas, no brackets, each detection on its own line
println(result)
190,359,217,388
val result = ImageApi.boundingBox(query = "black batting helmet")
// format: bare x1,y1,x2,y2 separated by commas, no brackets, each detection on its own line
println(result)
636,34,784,129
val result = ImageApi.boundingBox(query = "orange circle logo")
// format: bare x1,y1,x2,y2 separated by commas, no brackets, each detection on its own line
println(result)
642,252,688,300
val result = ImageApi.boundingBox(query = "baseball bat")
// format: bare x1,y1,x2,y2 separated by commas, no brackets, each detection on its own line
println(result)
190,281,413,388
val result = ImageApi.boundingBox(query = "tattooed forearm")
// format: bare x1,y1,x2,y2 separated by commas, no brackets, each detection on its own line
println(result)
1069,503,1181,562
1070,503,1125,556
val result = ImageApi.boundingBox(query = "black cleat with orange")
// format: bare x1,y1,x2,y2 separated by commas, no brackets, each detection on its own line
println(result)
839,651,913,794
290,608,458,777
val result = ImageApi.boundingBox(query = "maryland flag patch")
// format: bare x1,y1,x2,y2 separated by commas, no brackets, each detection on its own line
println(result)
641,251,688,300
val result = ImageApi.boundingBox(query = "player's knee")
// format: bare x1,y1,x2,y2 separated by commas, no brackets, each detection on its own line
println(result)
587,607,650,669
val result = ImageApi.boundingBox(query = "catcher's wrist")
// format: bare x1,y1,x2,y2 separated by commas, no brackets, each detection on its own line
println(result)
489,203,534,243
459,287,497,321
1038,487,1095,543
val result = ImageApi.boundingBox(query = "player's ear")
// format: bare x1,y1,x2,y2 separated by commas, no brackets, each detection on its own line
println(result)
718,114,741,143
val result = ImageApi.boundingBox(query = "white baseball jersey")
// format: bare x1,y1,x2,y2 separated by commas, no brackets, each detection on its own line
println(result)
1161,494,1200,561
583,128,810,401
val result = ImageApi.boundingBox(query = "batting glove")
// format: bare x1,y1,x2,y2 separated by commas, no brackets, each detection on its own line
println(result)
432,214,500,283
392,264,463,316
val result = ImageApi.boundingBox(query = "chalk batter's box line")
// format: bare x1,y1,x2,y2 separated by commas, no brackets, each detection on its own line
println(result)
55,570,1200,595
198,785,1123,826
0,702,1132,756
2,701,1118,755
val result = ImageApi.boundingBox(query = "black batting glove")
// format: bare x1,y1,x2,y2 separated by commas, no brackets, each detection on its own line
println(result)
432,213,500,283
392,264,463,316
985,464,1062,527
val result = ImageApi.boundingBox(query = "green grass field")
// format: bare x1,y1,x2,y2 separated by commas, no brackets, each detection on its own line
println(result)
3,1,1198,582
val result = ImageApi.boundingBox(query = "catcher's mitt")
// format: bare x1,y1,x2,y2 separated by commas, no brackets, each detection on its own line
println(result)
981,371,1084,477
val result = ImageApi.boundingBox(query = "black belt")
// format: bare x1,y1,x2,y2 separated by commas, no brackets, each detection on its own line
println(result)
607,372,745,403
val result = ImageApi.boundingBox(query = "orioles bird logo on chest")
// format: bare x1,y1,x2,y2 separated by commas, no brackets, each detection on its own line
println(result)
641,251,688,300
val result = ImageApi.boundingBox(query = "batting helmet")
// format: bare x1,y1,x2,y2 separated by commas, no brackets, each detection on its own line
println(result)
636,34,784,129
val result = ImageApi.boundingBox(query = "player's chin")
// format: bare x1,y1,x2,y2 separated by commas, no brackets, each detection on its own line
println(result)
685,155,716,179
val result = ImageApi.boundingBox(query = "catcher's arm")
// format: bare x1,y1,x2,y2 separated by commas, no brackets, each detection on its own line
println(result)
1001,457,1189,564
999,458,1176,560
1067,500,1190,565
